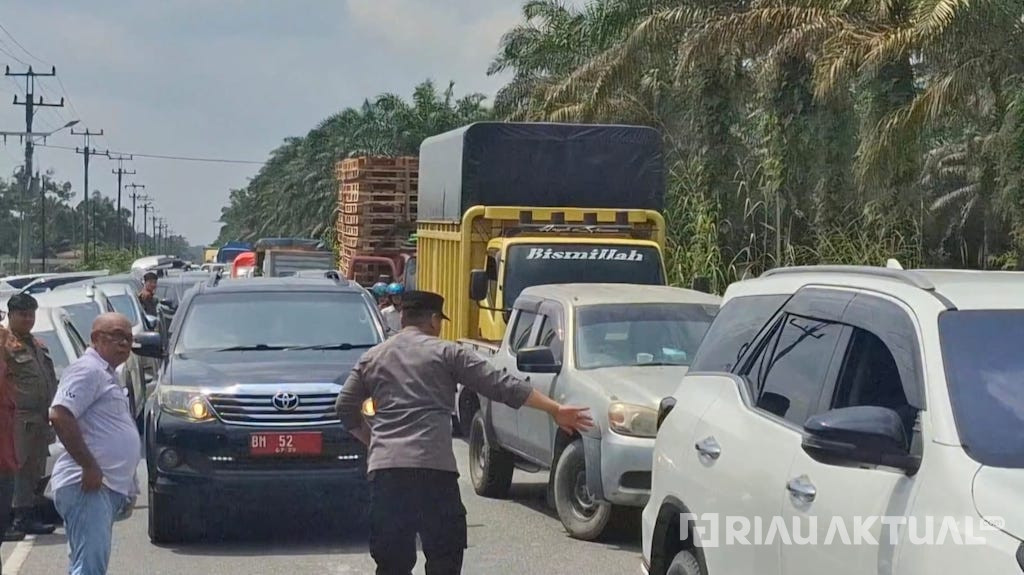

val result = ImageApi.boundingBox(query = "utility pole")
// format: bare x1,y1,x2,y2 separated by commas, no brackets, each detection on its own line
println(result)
34,172,45,271
6,65,64,273
127,185,146,253
151,211,159,255
109,154,134,250
141,200,153,255
72,127,104,262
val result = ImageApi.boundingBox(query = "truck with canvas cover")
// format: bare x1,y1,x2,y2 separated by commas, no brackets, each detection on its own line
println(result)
416,122,668,344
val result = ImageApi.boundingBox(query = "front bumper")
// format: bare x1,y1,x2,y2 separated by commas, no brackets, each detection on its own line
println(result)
585,432,655,507
148,410,368,504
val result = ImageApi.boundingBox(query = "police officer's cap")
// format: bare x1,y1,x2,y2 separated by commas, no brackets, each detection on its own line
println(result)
401,291,449,321
7,293,38,312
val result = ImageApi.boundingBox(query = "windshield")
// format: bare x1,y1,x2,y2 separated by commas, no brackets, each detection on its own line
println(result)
63,302,102,341
575,303,717,370
34,330,71,378
107,293,141,324
176,292,382,352
939,310,1024,468
504,244,664,307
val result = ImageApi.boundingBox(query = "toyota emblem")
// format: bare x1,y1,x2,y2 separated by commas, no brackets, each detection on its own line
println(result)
271,391,300,412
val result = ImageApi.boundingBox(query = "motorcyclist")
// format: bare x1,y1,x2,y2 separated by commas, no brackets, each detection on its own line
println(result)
381,283,404,334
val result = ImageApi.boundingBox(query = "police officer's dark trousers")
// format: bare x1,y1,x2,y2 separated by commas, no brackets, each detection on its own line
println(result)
369,468,466,575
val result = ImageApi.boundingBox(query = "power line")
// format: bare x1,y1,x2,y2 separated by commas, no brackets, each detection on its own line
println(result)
35,142,265,164
0,22,47,65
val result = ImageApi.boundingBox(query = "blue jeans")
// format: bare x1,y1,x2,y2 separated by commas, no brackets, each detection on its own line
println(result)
54,485,128,575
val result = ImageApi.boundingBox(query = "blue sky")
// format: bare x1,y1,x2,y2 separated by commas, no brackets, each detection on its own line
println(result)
0,0,561,245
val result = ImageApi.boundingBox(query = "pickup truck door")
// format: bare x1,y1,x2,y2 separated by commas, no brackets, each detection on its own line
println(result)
488,308,541,449
516,301,565,465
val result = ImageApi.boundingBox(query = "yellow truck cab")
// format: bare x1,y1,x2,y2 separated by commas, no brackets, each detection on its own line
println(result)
415,122,668,342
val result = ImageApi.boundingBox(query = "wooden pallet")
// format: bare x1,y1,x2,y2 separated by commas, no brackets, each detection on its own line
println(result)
342,234,408,250
337,156,418,173
342,213,406,226
341,190,412,204
339,181,414,195
341,202,407,215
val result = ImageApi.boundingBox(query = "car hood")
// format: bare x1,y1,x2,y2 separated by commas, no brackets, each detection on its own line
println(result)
972,465,1024,539
575,365,689,408
167,350,361,387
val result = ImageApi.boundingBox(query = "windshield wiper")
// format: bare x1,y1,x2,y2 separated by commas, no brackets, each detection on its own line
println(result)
286,343,378,351
213,344,290,352
635,361,687,367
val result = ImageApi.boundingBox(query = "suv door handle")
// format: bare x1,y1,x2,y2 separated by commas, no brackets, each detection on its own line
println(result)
695,436,721,460
786,475,817,503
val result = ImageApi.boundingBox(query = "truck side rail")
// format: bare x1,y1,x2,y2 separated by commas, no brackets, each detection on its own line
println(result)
457,338,500,357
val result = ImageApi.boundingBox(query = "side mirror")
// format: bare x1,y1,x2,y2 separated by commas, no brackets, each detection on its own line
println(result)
802,406,920,474
657,396,676,430
132,331,165,359
469,269,488,302
516,346,561,374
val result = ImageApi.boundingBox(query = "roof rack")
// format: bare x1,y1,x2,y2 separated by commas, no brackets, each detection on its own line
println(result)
760,265,937,291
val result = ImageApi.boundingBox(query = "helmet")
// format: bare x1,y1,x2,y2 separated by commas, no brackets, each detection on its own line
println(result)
386,282,404,295
371,282,389,297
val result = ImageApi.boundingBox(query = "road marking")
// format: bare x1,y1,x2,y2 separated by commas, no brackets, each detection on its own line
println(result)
5,534,36,575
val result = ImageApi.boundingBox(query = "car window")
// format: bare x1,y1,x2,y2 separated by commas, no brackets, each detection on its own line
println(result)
34,330,71,379
831,328,916,434
64,319,87,356
747,314,844,426
689,294,789,373
575,303,717,369
939,310,1024,469
175,291,382,352
108,293,141,324
509,311,538,354
62,302,103,341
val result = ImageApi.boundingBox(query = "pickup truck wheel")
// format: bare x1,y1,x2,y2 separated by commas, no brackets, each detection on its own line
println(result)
468,411,513,498
667,550,703,575
552,440,612,540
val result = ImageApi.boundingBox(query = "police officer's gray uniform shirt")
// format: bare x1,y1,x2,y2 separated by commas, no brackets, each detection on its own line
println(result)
336,327,533,474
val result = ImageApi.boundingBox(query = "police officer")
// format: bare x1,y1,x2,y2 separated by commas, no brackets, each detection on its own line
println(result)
336,291,593,575
2,294,57,536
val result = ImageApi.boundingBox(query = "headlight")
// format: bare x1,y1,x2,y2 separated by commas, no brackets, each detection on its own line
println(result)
608,402,658,438
158,386,214,422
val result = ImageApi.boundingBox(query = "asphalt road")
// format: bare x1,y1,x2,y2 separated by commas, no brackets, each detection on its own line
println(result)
2,439,643,574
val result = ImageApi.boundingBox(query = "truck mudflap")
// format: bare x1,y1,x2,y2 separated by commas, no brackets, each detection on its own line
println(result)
581,435,606,502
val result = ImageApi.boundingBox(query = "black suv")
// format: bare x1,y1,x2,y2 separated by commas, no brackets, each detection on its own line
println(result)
143,275,386,543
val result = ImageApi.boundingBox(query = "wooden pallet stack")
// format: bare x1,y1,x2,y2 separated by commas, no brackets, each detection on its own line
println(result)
335,156,418,280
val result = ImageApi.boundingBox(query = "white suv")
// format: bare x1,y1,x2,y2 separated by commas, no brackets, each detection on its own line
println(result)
642,265,1024,575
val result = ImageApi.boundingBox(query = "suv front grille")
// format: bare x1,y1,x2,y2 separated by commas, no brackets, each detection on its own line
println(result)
207,391,339,427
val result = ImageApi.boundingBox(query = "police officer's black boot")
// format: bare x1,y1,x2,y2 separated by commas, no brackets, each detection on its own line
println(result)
11,507,55,535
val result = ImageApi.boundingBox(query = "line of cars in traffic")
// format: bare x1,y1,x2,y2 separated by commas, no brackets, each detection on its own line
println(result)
450,263,1024,575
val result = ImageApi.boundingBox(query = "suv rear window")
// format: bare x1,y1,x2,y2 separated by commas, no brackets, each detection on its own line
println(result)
939,309,1024,469
688,294,789,373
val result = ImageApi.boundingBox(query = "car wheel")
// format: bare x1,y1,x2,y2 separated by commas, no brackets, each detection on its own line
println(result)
666,550,703,575
552,440,612,541
467,411,513,498
148,485,199,544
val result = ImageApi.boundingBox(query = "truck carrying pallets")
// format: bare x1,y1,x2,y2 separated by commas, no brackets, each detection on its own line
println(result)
334,156,418,285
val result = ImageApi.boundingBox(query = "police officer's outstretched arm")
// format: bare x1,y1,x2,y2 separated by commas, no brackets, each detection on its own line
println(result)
335,362,372,445
450,346,593,433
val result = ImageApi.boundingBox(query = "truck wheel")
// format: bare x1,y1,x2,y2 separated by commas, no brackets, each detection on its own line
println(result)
148,486,199,544
468,411,513,498
667,550,703,575
552,440,612,541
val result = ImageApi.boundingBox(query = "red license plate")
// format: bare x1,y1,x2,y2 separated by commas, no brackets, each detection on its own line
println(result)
249,432,323,456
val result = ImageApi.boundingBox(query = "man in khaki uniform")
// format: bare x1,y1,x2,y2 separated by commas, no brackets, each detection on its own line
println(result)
3,294,57,536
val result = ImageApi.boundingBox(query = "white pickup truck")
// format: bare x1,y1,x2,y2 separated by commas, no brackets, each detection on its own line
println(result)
464,283,719,540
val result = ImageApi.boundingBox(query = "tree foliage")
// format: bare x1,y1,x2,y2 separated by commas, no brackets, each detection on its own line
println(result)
218,0,1024,287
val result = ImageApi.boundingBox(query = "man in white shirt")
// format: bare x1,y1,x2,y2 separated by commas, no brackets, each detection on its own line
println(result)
380,282,403,334
49,313,141,575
